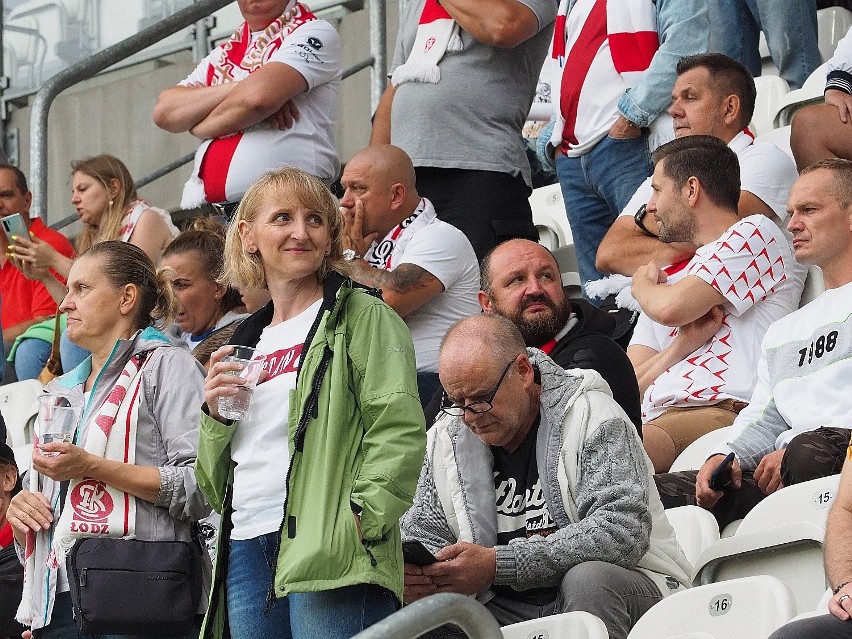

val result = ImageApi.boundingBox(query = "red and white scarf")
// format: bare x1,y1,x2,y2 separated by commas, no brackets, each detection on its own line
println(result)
17,351,151,630
364,198,435,271
181,2,318,208
390,0,463,86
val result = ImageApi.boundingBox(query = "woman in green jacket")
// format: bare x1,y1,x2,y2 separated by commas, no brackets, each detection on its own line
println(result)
196,167,426,639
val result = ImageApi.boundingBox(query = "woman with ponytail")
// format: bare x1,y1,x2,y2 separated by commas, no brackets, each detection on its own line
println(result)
7,241,210,639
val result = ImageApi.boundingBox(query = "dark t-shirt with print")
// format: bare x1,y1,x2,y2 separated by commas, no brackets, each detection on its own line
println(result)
491,416,559,605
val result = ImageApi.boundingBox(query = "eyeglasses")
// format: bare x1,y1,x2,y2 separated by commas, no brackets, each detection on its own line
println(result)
440,356,517,417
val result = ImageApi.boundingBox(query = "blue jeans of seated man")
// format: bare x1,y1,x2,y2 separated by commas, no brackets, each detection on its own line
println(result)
708,0,820,90
227,532,398,639
13,337,52,380
556,134,651,300
33,591,200,639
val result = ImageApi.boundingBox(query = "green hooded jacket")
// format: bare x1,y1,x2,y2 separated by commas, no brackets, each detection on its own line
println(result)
196,273,426,638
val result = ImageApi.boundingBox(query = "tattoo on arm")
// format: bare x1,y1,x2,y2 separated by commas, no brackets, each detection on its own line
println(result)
343,262,439,294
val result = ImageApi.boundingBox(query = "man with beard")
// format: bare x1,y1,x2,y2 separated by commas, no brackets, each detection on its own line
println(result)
479,239,641,430
628,136,802,472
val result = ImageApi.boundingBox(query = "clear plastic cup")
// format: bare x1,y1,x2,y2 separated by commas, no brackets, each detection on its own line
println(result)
217,346,266,421
37,394,82,457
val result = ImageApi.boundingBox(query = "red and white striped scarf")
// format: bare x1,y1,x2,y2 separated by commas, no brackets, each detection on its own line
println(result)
17,351,152,630
390,0,463,86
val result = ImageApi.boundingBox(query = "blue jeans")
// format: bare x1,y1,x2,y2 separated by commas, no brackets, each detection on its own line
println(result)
60,330,90,373
33,591,199,639
708,0,820,90
13,337,51,380
556,134,651,297
227,532,398,639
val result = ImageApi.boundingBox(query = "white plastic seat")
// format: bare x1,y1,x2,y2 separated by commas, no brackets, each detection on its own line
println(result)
0,379,43,448
501,611,609,639
774,63,829,127
669,427,732,473
692,475,841,614
751,76,790,137
627,575,796,639
665,506,721,569
530,183,573,251
754,126,794,164
817,7,852,63
552,244,582,299
799,265,825,308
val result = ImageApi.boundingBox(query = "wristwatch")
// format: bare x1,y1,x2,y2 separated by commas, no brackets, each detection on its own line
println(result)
634,204,657,238
342,248,359,262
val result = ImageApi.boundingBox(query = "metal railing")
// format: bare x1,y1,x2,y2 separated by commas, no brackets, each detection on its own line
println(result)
27,0,389,223
352,594,503,639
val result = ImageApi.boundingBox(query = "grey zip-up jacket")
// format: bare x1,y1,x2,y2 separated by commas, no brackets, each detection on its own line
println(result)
401,348,691,600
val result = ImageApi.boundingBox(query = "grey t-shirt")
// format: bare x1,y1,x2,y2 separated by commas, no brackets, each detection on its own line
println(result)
389,0,557,186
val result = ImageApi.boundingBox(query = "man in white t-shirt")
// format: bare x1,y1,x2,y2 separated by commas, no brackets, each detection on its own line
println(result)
657,159,852,531
628,136,801,472
338,145,480,406
153,0,340,209
597,53,799,277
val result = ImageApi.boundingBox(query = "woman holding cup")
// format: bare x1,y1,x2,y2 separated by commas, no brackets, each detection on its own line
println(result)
197,167,426,639
6,241,210,638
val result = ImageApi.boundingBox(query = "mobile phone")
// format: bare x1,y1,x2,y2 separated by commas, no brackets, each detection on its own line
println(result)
709,452,736,491
1,213,27,241
402,540,437,567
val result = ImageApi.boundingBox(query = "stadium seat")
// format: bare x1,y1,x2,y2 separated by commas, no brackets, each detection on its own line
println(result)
751,76,790,137
552,244,582,299
817,7,852,63
669,427,732,473
502,611,609,639
774,63,828,127
692,474,841,614
665,506,721,570
0,379,42,448
799,265,826,308
627,575,796,639
530,183,573,251
754,126,793,163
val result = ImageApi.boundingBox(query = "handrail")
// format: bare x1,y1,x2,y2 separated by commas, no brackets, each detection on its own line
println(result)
29,0,233,222
351,594,503,639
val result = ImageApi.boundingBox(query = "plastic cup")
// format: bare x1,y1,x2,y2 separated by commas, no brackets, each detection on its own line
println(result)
217,346,266,421
37,394,82,457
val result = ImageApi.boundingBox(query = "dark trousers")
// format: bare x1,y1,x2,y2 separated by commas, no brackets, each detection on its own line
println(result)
654,427,850,529
414,167,535,263
769,614,852,639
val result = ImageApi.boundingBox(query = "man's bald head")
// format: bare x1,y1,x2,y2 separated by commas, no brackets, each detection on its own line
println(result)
441,314,527,373
347,144,417,193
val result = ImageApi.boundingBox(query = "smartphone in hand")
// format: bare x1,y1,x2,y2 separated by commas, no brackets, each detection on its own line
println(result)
709,452,736,491
1,213,27,240
403,540,438,567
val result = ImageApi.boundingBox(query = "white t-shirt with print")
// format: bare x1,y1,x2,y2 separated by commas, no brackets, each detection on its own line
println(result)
631,215,801,421
230,298,321,539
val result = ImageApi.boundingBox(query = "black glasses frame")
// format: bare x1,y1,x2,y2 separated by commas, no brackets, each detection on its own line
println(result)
440,356,518,417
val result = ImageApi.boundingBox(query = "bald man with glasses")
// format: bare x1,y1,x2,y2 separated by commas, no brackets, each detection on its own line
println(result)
400,314,691,639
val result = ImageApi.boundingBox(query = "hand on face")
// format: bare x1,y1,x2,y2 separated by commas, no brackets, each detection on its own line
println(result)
339,199,378,257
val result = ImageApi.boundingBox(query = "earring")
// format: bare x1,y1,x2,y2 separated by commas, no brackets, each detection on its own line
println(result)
109,200,114,207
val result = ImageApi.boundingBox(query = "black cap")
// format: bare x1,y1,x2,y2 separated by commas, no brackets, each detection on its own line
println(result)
0,441,21,495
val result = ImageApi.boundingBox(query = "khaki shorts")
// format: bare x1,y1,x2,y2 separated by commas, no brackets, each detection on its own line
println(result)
645,399,748,456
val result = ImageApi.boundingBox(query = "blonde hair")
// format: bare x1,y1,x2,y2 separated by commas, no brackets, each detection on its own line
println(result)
222,167,343,289
72,154,138,254
85,240,179,328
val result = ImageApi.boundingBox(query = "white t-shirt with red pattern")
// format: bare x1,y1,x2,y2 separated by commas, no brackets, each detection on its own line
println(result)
180,9,340,205
230,298,321,540
631,215,802,422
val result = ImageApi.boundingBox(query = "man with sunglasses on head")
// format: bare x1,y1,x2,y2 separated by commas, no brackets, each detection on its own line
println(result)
400,314,690,639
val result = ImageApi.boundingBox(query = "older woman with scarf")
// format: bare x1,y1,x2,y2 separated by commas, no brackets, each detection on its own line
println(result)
7,241,210,639
196,167,425,639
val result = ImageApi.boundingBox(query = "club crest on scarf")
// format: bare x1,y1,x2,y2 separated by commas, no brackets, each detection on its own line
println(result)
68,480,114,534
